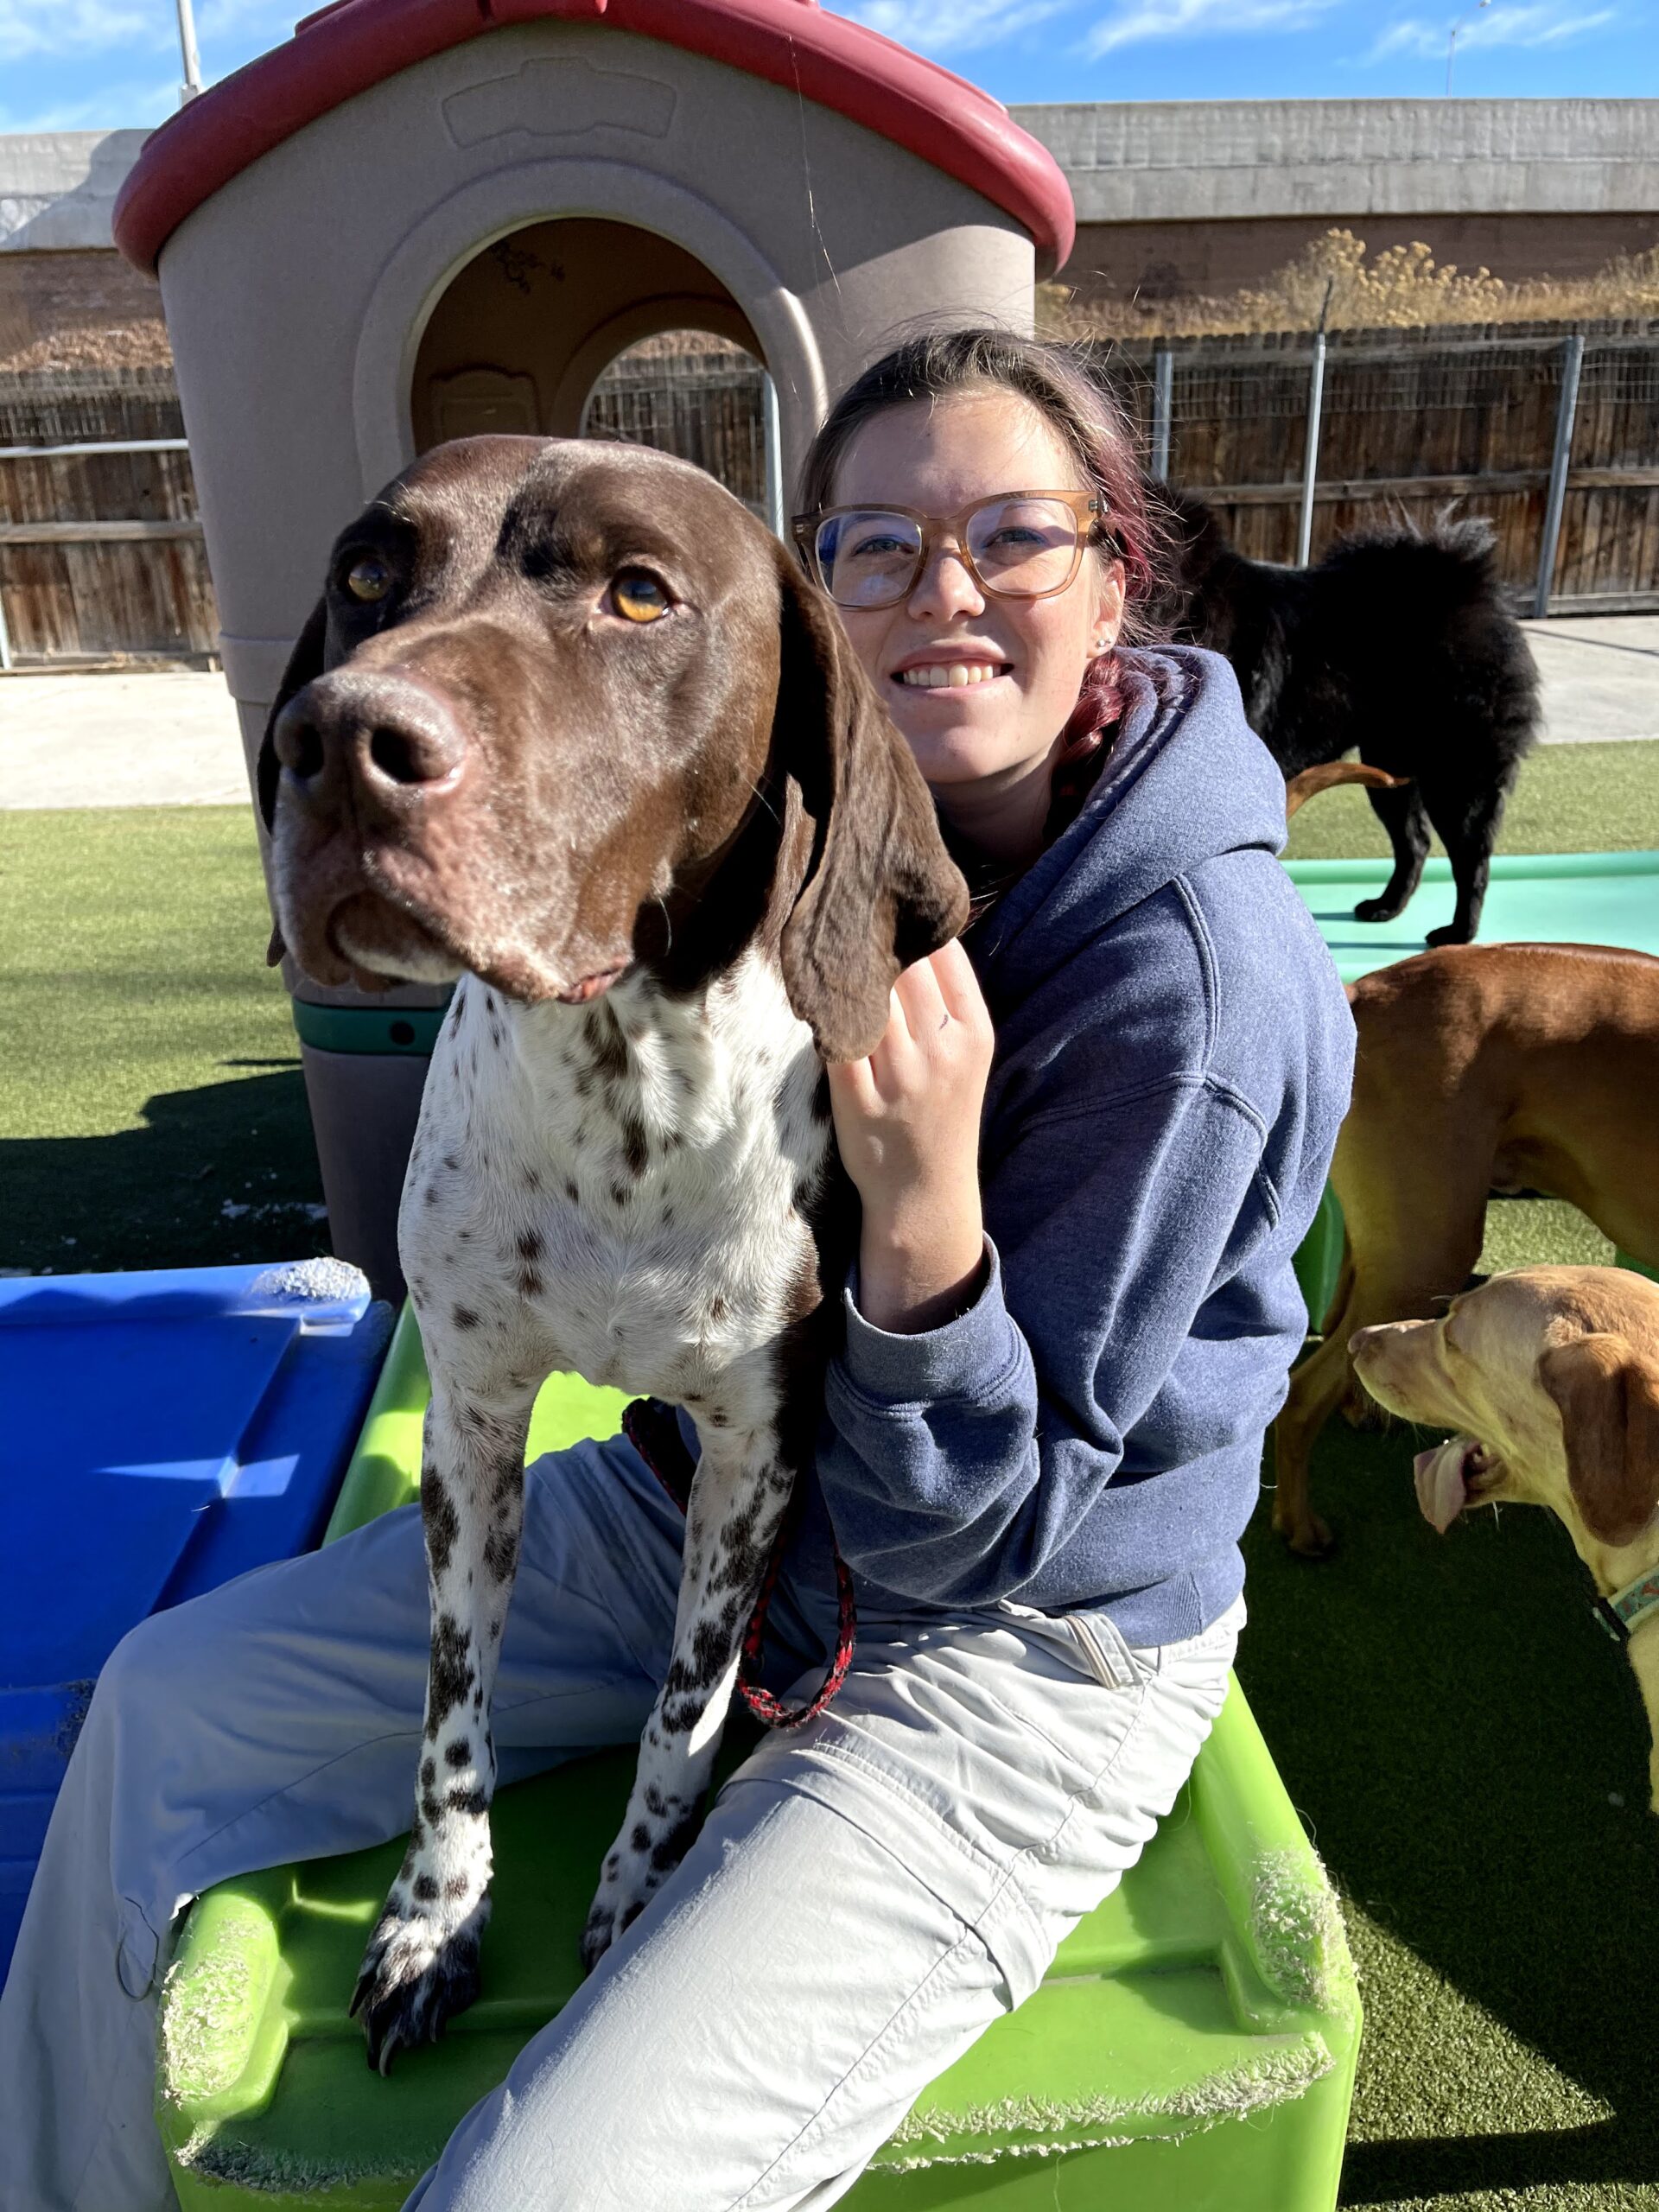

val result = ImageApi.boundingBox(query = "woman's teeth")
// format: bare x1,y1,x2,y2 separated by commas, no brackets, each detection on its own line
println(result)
896,663,1004,689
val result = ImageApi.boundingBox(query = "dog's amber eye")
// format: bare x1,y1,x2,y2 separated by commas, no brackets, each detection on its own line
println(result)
612,571,671,624
345,556,392,604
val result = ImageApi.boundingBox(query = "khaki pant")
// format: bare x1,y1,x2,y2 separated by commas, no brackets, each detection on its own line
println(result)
0,1431,1239,2212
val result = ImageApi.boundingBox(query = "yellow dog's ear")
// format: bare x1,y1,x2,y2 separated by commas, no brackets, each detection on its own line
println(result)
1537,1332,1659,1548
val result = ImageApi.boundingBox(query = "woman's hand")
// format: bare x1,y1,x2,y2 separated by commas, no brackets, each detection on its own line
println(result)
826,939,995,1335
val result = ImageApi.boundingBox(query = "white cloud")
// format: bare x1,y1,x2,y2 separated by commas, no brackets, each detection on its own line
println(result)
1369,1,1616,57
847,0,1077,55
0,0,168,62
1081,0,1336,54
0,74,177,130
193,0,296,41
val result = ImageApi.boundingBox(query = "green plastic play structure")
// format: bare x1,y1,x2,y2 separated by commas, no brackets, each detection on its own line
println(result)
157,1308,1360,2210
1285,849,1659,983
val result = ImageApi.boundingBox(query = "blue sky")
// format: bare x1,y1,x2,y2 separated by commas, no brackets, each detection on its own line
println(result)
0,0,1651,135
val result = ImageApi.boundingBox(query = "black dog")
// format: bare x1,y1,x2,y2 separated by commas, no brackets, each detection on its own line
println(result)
1165,495,1540,945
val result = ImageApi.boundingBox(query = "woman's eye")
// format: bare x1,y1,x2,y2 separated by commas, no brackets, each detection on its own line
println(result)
850,534,906,559
344,556,392,604
612,571,671,623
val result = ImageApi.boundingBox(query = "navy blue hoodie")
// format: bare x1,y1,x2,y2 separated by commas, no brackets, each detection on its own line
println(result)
810,644,1356,1648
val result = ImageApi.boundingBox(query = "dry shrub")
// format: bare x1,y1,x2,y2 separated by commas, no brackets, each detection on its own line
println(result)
0,320,175,372
1039,230,1659,340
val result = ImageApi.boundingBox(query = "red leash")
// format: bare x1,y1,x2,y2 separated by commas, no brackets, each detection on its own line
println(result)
621,1399,857,1729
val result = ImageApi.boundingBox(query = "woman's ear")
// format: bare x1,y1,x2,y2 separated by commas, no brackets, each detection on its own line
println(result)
256,598,329,966
773,551,969,1064
1090,556,1127,657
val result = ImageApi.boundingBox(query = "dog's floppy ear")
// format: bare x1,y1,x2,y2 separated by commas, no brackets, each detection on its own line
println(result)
1537,1332,1659,1548
773,556,969,1064
256,598,329,836
256,600,329,967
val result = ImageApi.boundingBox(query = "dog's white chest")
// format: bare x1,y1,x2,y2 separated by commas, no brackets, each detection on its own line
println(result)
404,957,830,1411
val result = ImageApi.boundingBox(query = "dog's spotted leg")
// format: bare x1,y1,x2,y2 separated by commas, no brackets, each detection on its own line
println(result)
352,1376,535,2072
581,1425,794,1971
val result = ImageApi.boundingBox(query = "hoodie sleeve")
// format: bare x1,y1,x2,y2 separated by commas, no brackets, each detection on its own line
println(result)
817,1072,1285,1605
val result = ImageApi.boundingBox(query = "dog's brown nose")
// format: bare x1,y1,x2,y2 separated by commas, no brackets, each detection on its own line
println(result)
274,670,467,810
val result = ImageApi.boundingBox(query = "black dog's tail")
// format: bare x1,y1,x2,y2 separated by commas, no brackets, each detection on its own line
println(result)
1321,511,1503,609
1318,512,1541,764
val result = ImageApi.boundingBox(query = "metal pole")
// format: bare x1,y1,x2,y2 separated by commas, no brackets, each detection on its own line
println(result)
1446,0,1490,94
1296,326,1327,569
1149,348,1173,483
1533,331,1584,620
0,437,189,460
175,0,202,102
762,371,785,541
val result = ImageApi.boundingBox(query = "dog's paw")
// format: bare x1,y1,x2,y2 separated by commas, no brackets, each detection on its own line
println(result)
1353,895,1405,924
349,1893,489,2074
1274,1507,1337,1561
579,1858,656,1976
1424,920,1475,948
580,1795,705,1972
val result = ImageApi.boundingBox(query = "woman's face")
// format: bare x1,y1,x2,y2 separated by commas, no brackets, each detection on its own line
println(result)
827,391,1125,799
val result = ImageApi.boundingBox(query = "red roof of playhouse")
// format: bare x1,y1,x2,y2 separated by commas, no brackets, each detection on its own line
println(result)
113,0,1074,278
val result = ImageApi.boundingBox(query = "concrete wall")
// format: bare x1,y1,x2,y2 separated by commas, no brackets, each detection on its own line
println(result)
1012,99,1659,224
1012,99,1659,302
0,130,150,251
3,100,1657,343
1,132,161,363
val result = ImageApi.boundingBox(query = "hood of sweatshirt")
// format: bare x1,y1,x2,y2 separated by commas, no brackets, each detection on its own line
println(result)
971,645,1288,997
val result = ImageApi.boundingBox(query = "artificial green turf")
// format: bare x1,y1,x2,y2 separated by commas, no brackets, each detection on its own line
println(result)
3,780,1656,2210
1242,1409,1659,2212
0,805,326,1274
1284,739,1659,865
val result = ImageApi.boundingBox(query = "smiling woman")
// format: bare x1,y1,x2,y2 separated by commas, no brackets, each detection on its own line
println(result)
796,330,1167,876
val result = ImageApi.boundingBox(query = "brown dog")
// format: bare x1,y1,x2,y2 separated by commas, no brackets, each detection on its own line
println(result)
1351,1266,1659,1808
1273,942,1659,1557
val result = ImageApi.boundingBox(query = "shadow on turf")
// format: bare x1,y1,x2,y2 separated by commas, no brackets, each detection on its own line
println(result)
2,1065,330,1276
1342,2121,1649,2200
1241,1418,1659,2203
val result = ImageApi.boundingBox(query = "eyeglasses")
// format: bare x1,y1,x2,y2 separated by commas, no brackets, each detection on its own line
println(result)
792,491,1103,611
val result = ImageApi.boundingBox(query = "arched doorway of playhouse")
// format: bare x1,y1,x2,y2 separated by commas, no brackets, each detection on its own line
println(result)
582,330,775,525
410,217,781,523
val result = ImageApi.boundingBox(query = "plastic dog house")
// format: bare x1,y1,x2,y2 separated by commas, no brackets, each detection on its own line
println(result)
158,1310,1361,2211
111,0,1073,1300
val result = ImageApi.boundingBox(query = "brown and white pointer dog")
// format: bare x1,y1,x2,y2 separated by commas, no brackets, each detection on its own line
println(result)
257,435,968,2069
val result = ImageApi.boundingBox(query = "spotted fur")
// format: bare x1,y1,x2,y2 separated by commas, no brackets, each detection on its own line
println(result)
350,953,831,2066
255,438,968,2072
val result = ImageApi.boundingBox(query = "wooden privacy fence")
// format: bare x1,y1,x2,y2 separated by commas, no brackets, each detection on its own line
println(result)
1089,317,1659,613
0,368,214,667
2,321,1655,664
